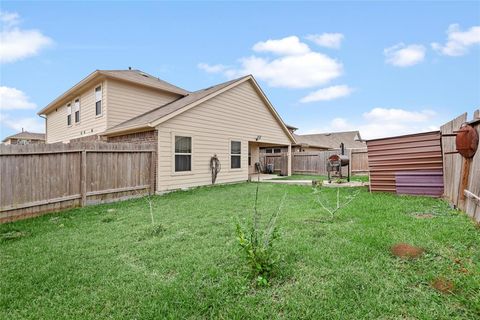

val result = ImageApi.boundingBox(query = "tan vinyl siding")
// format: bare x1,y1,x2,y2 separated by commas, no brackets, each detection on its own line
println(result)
45,81,107,143
156,80,291,191
106,79,181,128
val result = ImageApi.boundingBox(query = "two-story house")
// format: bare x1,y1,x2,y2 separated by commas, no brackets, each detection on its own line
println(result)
38,69,296,191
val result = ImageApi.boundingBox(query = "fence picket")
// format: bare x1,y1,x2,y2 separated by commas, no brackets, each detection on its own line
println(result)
0,142,155,222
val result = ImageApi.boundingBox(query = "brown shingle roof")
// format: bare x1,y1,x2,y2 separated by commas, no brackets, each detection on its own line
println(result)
102,76,249,135
294,131,366,149
100,70,189,96
38,69,189,115
2,131,45,143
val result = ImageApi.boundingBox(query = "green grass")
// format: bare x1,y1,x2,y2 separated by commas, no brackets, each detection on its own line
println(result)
273,174,369,182
1,183,479,319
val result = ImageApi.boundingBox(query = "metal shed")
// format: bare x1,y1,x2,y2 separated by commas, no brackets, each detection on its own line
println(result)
366,131,444,196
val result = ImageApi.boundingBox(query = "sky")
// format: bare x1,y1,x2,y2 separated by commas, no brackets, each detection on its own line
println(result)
1,1,479,141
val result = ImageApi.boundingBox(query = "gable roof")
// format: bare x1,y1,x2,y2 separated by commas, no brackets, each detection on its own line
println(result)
294,131,366,149
2,131,45,143
100,70,189,96
38,69,189,115
102,75,296,143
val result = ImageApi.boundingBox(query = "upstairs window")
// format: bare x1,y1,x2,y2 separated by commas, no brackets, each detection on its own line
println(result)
174,136,192,172
231,141,241,169
67,103,72,126
74,98,80,123
95,86,102,116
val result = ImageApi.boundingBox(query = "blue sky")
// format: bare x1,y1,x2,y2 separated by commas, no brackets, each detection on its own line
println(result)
1,1,479,140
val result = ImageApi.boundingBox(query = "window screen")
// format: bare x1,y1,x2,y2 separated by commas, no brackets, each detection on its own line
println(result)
231,141,241,169
175,136,192,172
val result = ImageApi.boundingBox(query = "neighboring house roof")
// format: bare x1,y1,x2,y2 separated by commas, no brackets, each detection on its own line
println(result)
38,69,189,115
2,131,45,143
294,131,366,149
285,124,298,132
102,75,296,143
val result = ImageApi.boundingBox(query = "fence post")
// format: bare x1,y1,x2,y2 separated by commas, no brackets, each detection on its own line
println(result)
81,150,87,206
150,151,156,195
348,149,352,178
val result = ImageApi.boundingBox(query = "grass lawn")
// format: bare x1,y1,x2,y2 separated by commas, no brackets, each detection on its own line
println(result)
1,183,479,319
273,174,369,182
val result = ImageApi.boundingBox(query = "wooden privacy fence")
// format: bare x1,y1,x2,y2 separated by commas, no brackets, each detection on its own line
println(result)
441,110,480,222
0,142,156,223
262,153,288,175
261,148,368,176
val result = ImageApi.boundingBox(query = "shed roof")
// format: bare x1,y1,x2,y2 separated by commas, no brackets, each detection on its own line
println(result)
2,131,45,142
294,131,366,149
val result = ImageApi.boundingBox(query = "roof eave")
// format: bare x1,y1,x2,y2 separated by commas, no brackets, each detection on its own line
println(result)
100,124,154,137
37,70,103,115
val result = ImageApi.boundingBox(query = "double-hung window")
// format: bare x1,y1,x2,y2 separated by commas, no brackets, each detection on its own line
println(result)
174,136,192,172
95,86,102,116
67,103,72,126
231,141,241,169
74,98,80,123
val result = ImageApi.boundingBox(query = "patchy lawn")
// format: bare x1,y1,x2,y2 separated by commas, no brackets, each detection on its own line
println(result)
273,174,369,182
1,183,479,319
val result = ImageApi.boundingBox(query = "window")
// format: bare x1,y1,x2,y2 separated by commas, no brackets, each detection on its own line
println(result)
231,140,241,169
67,103,72,126
174,136,192,172
266,148,272,154
74,98,80,123
274,148,282,154
95,86,102,116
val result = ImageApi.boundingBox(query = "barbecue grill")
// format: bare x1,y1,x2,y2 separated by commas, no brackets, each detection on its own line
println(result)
327,154,350,183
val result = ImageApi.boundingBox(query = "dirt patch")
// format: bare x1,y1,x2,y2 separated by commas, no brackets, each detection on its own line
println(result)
432,277,455,294
391,243,424,259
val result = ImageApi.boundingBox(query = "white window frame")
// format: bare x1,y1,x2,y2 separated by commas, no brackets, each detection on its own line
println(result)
95,85,103,117
171,133,194,175
74,98,80,124
66,102,72,127
229,139,242,170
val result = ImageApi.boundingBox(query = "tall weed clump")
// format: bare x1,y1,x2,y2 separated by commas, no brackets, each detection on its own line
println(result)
236,178,286,287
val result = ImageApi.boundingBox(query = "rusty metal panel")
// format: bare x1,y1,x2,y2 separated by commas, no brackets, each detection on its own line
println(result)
367,131,444,196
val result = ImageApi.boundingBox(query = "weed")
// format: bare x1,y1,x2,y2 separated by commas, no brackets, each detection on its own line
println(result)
1,230,27,242
236,177,286,286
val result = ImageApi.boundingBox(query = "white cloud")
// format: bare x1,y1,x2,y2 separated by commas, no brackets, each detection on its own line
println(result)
0,10,53,63
305,33,344,49
0,86,37,110
198,36,343,89
300,85,353,103
301,107,438,140
197,63,229,73
330,117,350,131
431,24,480,56
363,108,436,122
0,113,44,133
252,36,311,56
384,43,426,67
238,53,342,88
